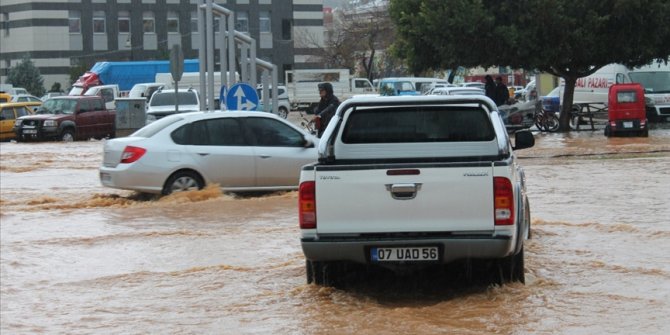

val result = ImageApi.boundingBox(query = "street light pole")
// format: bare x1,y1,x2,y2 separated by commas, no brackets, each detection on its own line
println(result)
125,35,133,60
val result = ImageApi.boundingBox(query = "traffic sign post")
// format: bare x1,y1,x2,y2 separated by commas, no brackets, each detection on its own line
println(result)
170,45,184,113
226,83,259,111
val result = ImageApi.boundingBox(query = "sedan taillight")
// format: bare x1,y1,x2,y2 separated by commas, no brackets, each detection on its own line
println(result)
120,146,146,164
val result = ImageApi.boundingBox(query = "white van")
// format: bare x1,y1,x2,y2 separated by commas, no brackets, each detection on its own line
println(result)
629,61,670,122
557,64,633,106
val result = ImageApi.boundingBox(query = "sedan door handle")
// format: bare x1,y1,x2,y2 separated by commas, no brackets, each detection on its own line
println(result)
258,154,271,159
197,153,210,156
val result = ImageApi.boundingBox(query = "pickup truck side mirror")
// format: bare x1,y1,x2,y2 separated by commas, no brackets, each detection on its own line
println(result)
513,130,535,150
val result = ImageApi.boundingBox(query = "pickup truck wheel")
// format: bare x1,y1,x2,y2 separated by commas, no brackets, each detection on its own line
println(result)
278,107,289,119
162,171,204,195
306,260,338,286
60,129,74,142
496,247,525,284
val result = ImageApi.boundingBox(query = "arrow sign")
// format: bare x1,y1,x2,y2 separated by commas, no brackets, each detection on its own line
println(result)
226,83,259,111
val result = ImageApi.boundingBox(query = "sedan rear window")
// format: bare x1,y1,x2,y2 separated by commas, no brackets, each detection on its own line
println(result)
131,115,184,138
150,92,198,106
341,106,495,143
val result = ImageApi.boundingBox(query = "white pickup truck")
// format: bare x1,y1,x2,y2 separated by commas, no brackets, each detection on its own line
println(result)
298,95,535,286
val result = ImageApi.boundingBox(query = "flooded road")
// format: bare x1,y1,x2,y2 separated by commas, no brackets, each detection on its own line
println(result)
1,123,669,334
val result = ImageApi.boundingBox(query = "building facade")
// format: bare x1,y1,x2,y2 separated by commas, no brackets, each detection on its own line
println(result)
0,0,326,91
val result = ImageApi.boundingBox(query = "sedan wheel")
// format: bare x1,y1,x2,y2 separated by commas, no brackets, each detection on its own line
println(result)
163,171,204,195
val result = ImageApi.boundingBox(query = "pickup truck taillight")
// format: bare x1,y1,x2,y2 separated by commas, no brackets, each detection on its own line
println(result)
299,181,316,229
494,177,514,225
120,146,146,164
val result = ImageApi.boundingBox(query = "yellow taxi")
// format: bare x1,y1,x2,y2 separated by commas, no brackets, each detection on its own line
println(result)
0,92,10,103
0,102,38,141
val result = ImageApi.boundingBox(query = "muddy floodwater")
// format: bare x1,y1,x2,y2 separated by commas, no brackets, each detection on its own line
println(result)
1,122,669,334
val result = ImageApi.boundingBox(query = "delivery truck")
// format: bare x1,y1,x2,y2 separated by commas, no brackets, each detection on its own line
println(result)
285,69,374,112
69,60,199,96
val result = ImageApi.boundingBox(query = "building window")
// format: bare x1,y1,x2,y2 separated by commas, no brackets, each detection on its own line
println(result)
93,11,105,34
213,17,220,32
281,19,291,40
259,11,271,33
190,11,198,33
167,11,179,34
118,11,130,33
69,11,81,33
143,12,155,33
235,11,248,32
1,13,8,37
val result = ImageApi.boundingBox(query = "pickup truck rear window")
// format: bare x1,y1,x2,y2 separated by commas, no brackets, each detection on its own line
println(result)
341,106,495,143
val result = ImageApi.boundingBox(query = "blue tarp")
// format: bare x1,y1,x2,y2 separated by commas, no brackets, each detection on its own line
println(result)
91,59,199,91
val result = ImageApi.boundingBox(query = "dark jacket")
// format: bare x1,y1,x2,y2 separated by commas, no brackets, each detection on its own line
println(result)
314,83,340,137
495,81,509,106
485,76,496,101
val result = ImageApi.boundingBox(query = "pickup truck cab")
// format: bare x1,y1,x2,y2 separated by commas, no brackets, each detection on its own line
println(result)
298,95,535,286
13,95,115,141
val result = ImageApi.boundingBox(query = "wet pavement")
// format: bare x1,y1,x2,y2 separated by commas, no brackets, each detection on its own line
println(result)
1,120,669,334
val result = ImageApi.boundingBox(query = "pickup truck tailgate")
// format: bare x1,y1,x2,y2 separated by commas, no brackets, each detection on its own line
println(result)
314,163,495,234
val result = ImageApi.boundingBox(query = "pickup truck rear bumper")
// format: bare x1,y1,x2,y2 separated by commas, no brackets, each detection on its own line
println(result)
301,235,514,264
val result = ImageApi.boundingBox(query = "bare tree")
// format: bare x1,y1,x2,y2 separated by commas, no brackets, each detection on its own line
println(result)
294,0,400,80
338,0,395,81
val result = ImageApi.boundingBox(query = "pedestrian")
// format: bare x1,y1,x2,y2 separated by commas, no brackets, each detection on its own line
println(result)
484,75,496,101
494,76,509,106
313,82,340,138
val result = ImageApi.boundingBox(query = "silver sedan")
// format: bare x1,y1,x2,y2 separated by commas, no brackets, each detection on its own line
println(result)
100,111,319,195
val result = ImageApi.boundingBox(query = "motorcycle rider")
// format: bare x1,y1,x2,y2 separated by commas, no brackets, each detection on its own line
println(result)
313,82,340,138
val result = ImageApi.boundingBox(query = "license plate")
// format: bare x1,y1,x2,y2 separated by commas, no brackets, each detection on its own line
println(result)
371,246,439,262
23,129,37,134
623,121,633,128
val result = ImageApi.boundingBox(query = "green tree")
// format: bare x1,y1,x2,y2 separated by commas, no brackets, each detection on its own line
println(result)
7,56,45,97
389,0,670,130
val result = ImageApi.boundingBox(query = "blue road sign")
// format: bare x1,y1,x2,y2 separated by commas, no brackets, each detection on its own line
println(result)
226,83,259,111
219,85,227,109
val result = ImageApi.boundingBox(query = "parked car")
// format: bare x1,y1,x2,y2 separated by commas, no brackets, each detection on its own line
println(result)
428,86,485,95
10,94,42,103
498,99,538,131
129,83,164,102
256,85,291,119
378,79,420,96
460,82,486,90
541,86,562,114
99,111,319,195
508,85,524,98
0,102,35,141
145,88,200,123
40,92,66,101
8,94,42,112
